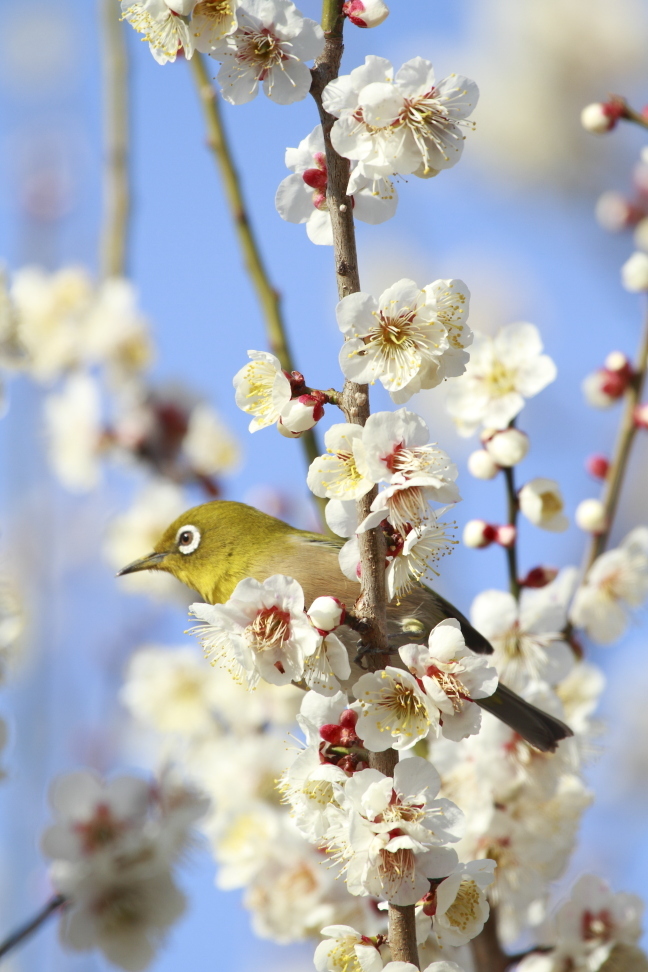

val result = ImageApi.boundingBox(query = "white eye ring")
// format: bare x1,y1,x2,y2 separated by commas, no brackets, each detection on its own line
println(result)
175,524,201,555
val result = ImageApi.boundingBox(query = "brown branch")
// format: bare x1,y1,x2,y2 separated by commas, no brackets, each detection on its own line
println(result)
100,0,130,278
470,910,509,972
503,465,520,599
311,3,416,966
189,53,324,492
583,299,648,571
0,895,66,961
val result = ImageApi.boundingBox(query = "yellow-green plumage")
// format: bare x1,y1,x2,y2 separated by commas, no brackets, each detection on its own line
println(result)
118,499,572,752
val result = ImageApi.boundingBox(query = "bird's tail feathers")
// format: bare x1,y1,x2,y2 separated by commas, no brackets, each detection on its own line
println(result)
476,683,573,753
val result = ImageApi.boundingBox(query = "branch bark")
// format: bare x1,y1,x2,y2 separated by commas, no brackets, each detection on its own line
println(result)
0,895,66,961
311,5,416,966
503,465,520,600
583,299,648,571
470,910,509,972
189,53,324,486
100,0,130,279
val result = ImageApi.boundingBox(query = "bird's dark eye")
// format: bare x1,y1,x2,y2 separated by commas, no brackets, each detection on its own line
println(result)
175,524,201,555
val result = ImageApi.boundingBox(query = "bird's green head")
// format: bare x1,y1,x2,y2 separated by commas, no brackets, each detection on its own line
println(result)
116,499,299,603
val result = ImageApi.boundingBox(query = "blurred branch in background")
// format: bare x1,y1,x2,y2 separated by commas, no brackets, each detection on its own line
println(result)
100,0,130,279
189,54,325,511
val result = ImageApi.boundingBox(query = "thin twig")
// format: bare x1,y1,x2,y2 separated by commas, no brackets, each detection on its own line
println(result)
311,3,416,966
583,299,648,571
0,895,66,961
503,466,520,599
100,0,130,278
188,54,324,489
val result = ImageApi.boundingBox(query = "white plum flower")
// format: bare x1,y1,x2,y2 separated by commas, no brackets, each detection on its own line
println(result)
336,279,449,402
351,666,438,751
121,0,196,64
307,423,374,501
233,350,291,432
44,372,103,493
422,278,473,378
528,874,644,972
470,570,577,691
182,403,241,475
325,758,462,905
209,0,324,105
190,0,238,52
356,409,459,495
83,277,152,377
570,527,648,643
189,574,320,687
55,867,186,970
303,631,352,696
275,125,398,246
315,924,385,972
519,478,569,532
399,619,497,741
431,859,496,947
322,55,478,178
279,748,347,842
446,323,557,435
120,645,225,736
484,427,529,467
342,0,389,29
385,519,458,600
622,251,648,292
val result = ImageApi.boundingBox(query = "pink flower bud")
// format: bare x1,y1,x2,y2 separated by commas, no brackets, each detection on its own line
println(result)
495,525,517,548
463,520,497,549
520,566,558,589
320,724,343,745
278,394,326,435
340,709,358,730
308,596,346,633
595,191,639,233
302,167,327,190
586,454,610,479
342,0,389,28
634,403,648,428
582,368,629,407
581,101,624,134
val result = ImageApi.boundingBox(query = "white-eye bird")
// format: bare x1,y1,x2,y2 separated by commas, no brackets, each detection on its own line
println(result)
118,499,573,752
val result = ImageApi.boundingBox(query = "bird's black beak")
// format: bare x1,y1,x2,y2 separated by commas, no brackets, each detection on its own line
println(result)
117,551,170,576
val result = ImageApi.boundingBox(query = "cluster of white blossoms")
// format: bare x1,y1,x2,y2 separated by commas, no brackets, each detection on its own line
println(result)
41,769,207,970
0,266,239,495
307,409,460,598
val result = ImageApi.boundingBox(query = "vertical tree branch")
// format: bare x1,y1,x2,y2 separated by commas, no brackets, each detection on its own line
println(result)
311,5,416,966
583,300,648,571
100,0,130,279
189,54,324,481
503,466,520,599
470,911,510,972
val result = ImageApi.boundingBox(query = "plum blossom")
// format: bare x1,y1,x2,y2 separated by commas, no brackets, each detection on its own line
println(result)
233,350,292,431
322,56,478,178
470,570,577,691
483,427,529,467
342,0,389,29
351,667,439,751
336,279,473,403
570,527,648,643
275,125,398,245
279,748,347,842
44,372,104,492
425,859,496,947
314,924,385,972
208,0,324,105
121,0,196,64
519,478,569,533
182,403,241,476
622,251,648,292
190,0,238,51
399,619,498,741
307,424,375,501
325,758,462,905
303,630,352,696
446,323,557,435
189,574,320,686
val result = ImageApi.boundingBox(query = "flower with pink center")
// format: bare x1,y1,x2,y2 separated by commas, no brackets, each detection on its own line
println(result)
322,55,478,179
422,859,496,947
324,758,462,905
342,0,389,29
121,0,196,64
351,667,439,751
208,0,324,105
189,574,320,687
275,125,398,245
399,618,498,741
190,0,238,52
